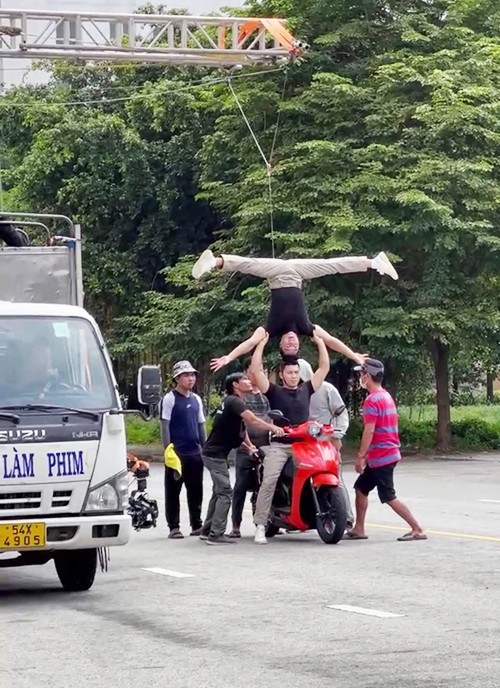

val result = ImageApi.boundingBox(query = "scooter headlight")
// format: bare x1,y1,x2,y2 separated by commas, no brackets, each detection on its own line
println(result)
308,422,322,437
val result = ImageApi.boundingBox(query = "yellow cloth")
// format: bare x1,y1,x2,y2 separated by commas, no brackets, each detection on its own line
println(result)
164,443,182,479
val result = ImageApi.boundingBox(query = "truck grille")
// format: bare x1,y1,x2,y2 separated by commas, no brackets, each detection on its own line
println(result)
0,491,42,510
51,490,72,508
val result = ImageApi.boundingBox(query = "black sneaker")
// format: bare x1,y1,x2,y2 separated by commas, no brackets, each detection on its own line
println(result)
199,531,210,541
206,534,237,545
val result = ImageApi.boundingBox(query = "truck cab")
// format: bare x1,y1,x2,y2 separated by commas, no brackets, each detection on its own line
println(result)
0,213,158,591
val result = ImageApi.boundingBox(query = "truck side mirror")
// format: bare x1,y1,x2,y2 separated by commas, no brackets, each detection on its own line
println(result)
137,365,162,407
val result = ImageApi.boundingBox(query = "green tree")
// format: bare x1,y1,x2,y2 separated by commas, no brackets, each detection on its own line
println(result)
2,1,499,452
133,0,500,450
0,64,219,328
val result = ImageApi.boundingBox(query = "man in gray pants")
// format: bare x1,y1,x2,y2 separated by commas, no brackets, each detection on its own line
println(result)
192,249,398,370
298,358,354,528
200,371,284,545
229,359,271,538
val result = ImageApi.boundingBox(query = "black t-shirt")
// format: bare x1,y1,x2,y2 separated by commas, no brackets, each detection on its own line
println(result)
203,394,248,458
265,381,315,442
265,287,314,339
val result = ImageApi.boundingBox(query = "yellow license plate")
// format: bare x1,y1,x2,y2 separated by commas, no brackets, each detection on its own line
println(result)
0,523,46,549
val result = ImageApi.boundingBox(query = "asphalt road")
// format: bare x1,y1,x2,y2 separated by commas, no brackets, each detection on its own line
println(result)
2,455,500,688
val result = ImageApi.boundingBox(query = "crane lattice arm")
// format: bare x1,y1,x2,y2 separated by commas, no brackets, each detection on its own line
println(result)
0,8,308,67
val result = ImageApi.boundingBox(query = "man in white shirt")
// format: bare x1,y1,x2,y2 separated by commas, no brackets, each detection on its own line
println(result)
298,359,354,527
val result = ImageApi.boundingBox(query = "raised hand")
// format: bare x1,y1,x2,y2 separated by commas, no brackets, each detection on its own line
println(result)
210,355,230,372
257,330,270,346
353,352,369,366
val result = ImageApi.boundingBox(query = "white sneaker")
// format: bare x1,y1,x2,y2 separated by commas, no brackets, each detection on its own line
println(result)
254,525,268,545
371,251,399,281
192,249,216,279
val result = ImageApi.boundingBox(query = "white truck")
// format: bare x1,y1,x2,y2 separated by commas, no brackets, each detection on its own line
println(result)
0,212,161,591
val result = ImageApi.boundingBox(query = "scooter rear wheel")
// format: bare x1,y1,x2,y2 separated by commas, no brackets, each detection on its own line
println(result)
265,524,281,538
316,486,347,544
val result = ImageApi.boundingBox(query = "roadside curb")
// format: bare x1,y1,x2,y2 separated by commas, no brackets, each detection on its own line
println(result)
126,444,500,465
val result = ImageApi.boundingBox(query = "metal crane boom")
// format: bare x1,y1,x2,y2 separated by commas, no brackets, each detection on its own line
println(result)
0,8,307,67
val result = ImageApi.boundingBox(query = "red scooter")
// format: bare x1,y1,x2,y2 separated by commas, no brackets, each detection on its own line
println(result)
254,412,348,544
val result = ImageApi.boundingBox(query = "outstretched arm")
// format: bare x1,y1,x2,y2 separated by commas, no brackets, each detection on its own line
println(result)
210,326,268,372
249,333,270,394
241,409,284,437
310,332,330,391
313,324,368,366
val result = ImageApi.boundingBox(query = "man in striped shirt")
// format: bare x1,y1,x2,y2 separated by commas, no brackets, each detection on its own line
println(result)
345,359,427,542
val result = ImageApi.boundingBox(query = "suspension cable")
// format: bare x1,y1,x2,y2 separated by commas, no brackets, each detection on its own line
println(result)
227,69,288,259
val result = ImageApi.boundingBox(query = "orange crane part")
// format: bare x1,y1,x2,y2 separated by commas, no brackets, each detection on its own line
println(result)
0,8,308,67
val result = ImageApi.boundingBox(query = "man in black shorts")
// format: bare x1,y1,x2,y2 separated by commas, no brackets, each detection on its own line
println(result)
344,358,427,542
200,371,284,545
191,249,398,370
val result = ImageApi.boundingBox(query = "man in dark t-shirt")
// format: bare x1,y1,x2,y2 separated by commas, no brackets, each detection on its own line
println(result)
200,372,284,546
229,359,271,538
249,330,331,545
160,360,206,539
192,250,397,370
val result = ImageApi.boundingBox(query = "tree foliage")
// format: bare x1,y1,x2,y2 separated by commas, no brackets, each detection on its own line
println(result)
1,1,499,449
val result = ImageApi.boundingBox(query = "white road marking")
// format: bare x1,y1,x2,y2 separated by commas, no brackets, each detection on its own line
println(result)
327,604,404,618
142,567,195,578
479,499,500,504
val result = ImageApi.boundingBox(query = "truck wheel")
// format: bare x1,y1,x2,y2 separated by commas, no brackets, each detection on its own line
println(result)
54,549,97,592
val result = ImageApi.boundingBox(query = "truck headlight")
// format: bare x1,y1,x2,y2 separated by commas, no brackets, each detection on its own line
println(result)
85,471,128,513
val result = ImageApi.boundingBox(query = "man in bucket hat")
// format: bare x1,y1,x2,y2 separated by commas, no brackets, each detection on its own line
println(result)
344,358,427,542
160,360,206,539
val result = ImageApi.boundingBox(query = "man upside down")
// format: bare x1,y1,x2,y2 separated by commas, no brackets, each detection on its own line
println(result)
191,249,398,369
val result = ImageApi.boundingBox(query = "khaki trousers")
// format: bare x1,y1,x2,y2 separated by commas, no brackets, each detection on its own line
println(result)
253,443,292,526
221,254,371,290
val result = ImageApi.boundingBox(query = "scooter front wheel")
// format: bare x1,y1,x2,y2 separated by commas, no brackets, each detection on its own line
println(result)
315,486,347,544
265,524,281,538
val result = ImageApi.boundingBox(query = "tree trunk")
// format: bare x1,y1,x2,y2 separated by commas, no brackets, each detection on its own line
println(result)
383,357,398,404
486,372,494,404
429,339,451,452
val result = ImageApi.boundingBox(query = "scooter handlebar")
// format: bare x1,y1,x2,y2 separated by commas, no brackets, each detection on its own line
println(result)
278,421,335,439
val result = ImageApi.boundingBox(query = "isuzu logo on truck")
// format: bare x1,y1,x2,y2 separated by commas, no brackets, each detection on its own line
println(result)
0,429,46,443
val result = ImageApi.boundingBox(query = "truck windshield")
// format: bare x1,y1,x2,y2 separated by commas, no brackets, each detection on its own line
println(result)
0,316,117,410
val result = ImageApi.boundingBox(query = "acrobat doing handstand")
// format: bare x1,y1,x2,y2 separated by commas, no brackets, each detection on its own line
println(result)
191,249,398,371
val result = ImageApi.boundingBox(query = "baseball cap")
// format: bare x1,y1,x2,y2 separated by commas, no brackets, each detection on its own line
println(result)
297,358,313,382
172,360,197,378
353,358,384,376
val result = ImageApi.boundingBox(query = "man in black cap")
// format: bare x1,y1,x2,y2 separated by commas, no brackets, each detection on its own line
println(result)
345,358,427,542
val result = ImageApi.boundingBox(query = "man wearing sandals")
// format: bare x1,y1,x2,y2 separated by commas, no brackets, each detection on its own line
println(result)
345,359,427,542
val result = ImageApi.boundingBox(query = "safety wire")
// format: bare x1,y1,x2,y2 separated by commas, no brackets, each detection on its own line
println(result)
0,67,284,109
227,67,289,259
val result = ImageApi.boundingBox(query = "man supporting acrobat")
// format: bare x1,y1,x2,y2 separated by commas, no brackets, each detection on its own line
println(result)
191,249,398,369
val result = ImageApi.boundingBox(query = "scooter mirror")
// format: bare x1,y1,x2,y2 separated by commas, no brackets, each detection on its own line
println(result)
268,409,284,420
269,409,290,427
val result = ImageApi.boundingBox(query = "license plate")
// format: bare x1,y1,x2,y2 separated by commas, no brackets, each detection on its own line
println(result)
0,523,46,549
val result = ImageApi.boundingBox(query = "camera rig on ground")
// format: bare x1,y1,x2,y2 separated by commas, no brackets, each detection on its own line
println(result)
127,452,159,531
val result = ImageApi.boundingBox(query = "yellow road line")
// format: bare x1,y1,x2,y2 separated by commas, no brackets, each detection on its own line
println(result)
367,522,500,543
